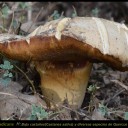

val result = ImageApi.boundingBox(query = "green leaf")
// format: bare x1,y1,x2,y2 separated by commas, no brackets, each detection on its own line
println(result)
98,103,108,116
72,7,77,17
91,8,99,17
0,64,4,68
87,84,97,93
19,2,29,9
29,104,48,120
1,60,13,70
40,109,48,119
3,71,13,78
72,13,77,18
8,72,13,78
124,112,128,120
12,19,19,29
3,70,9,77
51,10,60,20
0,77,11,86
1,5,10,18
28,115,37,120
31,105,42,115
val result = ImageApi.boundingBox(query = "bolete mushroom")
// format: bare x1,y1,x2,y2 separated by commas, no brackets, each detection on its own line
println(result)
0,17,128,109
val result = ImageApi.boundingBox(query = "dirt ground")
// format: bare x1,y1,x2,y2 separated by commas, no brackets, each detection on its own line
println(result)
0,2,128,120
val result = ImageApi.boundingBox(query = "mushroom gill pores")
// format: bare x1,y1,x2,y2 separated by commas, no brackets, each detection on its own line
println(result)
0,17,128,109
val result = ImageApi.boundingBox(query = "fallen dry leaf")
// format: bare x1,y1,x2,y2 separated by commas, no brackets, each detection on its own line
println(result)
0,81,46,120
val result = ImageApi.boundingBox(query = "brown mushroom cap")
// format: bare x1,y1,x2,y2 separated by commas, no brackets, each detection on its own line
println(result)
0,17,128,71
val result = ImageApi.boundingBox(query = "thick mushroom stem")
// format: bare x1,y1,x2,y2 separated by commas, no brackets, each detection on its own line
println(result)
35,61,92,109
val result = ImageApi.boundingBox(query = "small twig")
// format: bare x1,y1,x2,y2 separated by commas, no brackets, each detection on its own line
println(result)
15,22,22,35
14,64,36,94
60,11,64,18
26,6,44,33
111,80,128,91
72,6,77,16
5,114,16,120
49,114,60,120
0,90,41,106
105,89,125,106
108,110,126,114
48,109,65,119
27,2,32,22
0,10,6,32
0,91,17,98
8,11,14,34
19,107,29,120
104,79,128,106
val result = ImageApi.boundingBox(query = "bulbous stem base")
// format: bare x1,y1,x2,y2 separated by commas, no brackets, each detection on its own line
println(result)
35,61,92,109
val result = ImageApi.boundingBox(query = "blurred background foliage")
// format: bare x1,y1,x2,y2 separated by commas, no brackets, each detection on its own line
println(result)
0,2,128,34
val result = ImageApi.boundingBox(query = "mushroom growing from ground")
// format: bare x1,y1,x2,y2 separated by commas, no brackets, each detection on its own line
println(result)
0,17,128,109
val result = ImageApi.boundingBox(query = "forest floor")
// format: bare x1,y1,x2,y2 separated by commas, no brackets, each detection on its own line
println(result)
0,2,128,120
